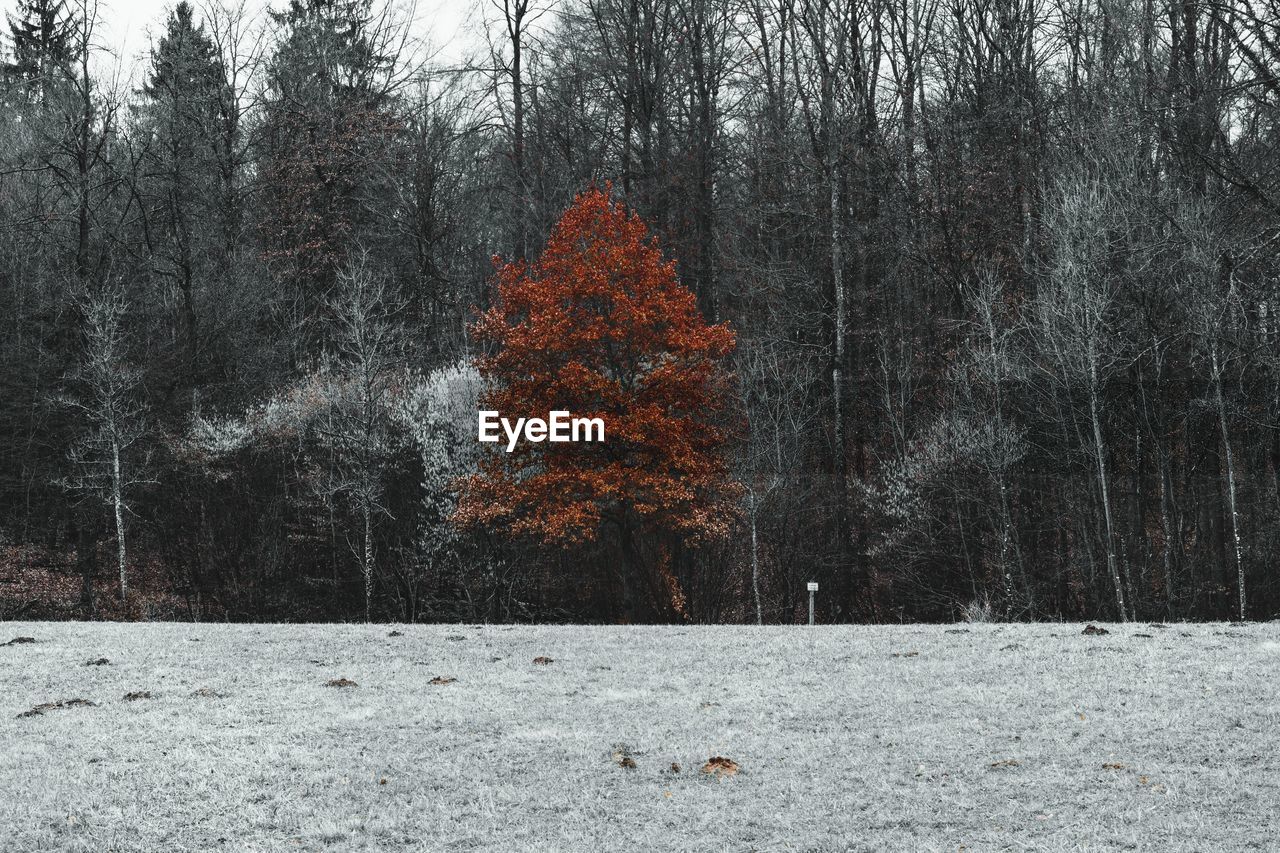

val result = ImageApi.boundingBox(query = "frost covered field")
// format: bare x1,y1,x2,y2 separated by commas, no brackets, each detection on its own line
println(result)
2,622,1277,852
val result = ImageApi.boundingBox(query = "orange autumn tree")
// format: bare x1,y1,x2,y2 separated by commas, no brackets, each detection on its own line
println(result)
454,187,739,620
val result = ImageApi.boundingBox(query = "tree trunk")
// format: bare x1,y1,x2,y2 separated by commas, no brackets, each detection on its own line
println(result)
363,498,373,623
749,490,762,625
1158,448,1177,615
1089,364,1125,621
1212,345,1245,621
616,513,639,622
111,436,127,601
998,478,1016,618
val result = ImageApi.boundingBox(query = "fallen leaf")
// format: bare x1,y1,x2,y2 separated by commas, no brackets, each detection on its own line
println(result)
387,630,403,637
191,688,226,698
670,762,681,773
1102,762,1125,770
1082,624,1110,636
891,650,919,658
3,636,35,646
990,758,1021,769
533,656,554,665
429,676,456,685
702,756,739,778
123,691,152,701
84,658,109,666
325,678,358,688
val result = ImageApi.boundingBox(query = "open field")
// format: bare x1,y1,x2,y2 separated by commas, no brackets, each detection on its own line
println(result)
2,621,1277,852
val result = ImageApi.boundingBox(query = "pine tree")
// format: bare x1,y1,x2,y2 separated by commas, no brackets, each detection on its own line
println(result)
260,0,400,358
5,0,74,86
139,1,226,411
144,2,222,114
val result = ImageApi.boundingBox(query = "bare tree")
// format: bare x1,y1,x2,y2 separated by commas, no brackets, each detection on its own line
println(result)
1182,213,1249,621
957,271,1029,616
736,337,820,623
1030,173,1132,621
319,250,405,622
60,285,149,600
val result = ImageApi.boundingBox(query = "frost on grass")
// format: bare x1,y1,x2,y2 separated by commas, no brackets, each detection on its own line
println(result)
1,621,1276,852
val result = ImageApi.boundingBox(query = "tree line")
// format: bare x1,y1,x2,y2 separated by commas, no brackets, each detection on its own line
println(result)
1,0,1278,623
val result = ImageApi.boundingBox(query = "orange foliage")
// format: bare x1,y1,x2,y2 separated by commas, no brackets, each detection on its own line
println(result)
454,187,739,546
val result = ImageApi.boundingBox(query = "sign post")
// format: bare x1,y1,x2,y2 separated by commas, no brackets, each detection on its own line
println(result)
807,581,818,626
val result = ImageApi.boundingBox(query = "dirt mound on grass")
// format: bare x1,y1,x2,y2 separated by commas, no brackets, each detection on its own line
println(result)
702,756,739,778
17,698,97,718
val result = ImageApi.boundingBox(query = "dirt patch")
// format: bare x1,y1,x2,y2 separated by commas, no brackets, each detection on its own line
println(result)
191,687,226,698
3,636,36,646
17,698,97,718
702,756,739,778
1082,625,1110,636
84,658,110,666
611,744,638,769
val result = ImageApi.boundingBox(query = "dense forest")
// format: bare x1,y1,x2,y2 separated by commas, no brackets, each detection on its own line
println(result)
1,0,1278,624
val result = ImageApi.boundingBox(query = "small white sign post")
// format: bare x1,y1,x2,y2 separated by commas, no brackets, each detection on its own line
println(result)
807,582,818,626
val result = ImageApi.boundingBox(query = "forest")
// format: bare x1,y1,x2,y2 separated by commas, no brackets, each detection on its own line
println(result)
1,0,1278,624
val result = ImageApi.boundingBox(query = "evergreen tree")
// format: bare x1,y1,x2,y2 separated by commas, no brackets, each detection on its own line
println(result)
5,0,74,88
138,0,227,412
260,0,400,359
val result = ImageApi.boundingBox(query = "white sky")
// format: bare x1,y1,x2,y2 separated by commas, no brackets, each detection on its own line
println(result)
95,0,481,79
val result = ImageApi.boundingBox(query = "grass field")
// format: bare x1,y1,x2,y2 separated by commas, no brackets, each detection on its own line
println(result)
2,621,1277,852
